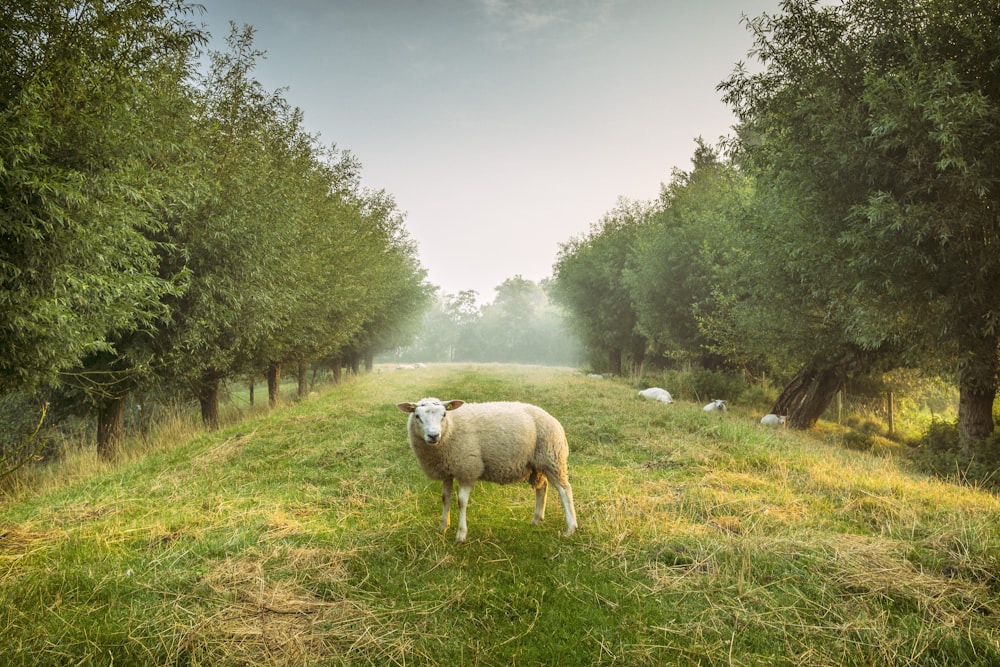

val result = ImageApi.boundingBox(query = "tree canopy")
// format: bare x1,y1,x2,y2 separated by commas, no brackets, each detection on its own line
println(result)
719,0,1000,439
0,4,430,459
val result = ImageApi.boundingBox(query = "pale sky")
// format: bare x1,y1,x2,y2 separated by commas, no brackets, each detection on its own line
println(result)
196,0,779,303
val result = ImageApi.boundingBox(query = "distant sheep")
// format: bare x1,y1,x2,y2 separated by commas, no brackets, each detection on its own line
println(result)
397,398,578,543
760,413,786,426
639,387,673,404
703,399,727,412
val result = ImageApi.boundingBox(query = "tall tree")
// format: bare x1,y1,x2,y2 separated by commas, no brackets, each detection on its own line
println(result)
551,200,649,374
626,140,748,369
720,0,1000,440
0,0,202,393
154,24,302,428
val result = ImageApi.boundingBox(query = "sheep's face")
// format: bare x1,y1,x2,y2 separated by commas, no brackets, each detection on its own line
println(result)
397,398,465,445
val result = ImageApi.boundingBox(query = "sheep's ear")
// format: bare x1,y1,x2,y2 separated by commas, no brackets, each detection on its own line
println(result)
443,400,465,411
397,402,417,413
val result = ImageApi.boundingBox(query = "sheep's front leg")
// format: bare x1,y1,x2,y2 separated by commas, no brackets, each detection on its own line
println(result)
439,477,453,532
454,482,474,543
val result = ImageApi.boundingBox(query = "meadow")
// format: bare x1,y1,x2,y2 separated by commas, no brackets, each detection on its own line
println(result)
1,364,998,666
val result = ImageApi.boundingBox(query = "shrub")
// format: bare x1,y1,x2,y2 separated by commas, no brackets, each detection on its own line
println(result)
915,420,1000,491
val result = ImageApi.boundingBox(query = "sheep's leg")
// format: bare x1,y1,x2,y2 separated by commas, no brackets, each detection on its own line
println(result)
439,478,453,532
455,482,474,543
550,477,577,537
532,477,548,526
554,482,577,536
541,466,578,536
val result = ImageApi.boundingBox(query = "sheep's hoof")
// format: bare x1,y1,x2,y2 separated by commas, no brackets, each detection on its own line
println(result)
563,526,577,537
454,530,467,543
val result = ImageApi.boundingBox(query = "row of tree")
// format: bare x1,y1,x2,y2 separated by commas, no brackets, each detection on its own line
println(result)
387,276,581,367
551,0,1000,446
1,1,430,461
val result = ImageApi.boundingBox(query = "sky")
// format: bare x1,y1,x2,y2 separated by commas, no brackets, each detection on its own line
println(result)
195,0,780,304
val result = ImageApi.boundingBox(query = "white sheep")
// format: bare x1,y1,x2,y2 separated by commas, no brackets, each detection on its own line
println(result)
639,387,673,404
703,399,727,412
397,397,578,543
760,413,786,426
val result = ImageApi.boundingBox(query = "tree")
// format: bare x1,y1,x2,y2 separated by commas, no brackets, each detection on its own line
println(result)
720,0,1000,440
474,276,578,365
626,140,748,369
0,0,202,393
154,24,313,427
551,200,650,374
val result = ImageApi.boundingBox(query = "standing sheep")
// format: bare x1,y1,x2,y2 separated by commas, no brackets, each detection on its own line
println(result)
397,397,578,543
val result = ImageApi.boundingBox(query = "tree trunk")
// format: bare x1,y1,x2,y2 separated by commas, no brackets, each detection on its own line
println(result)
248,378,254,407
332,360,342,384
364,351,374,373
267,361,281,407
297,361,308,398
197,375,220,430
97,394,126,461
956,332,997,445
608,348,622,376
771,359,847,430
348,354,360,375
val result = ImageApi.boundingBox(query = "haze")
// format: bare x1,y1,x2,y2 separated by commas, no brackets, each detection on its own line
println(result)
196,0,780,303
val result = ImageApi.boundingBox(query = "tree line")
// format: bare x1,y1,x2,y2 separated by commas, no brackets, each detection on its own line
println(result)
387,276,582,367
551,0,1000,458
1,1,430,465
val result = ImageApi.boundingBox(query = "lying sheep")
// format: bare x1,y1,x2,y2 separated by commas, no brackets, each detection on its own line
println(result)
760,413,786,426
397,397,578,543
639,387,673,404
703,399,727,412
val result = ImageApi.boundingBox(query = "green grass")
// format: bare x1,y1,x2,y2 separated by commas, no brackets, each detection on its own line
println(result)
1,364,998,665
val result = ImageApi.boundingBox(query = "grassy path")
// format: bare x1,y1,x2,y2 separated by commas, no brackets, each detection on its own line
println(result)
1,364,998,665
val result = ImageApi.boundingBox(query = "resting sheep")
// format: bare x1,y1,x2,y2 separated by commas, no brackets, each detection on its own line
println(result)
397,398,578,543
703,399,727,412
639,387,673,404
760,413,786,426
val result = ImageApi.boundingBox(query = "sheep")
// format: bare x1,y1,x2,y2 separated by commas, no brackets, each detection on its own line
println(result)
397,397,578,543
703,399,727,412
639,387,673,404
760,413,786,426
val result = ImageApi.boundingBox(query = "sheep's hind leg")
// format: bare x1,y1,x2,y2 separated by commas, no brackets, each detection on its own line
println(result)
531,476,548,526
455,482,474,543
551,477,577,537
554,482,577,536
439,478,453,533
540,467,577,536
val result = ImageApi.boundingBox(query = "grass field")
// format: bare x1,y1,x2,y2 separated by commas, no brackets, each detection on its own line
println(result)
1,364,998,665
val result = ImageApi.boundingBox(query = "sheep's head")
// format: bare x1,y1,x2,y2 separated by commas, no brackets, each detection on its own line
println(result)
397,398,465,445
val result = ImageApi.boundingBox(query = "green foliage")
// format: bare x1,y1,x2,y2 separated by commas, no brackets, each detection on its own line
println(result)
551,200,651,373
719,0,1000,438
0,0,203,389
627,139,749,368
399,279,580,366
640,368,751,405
916,420,1000,491
1,365,999,665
